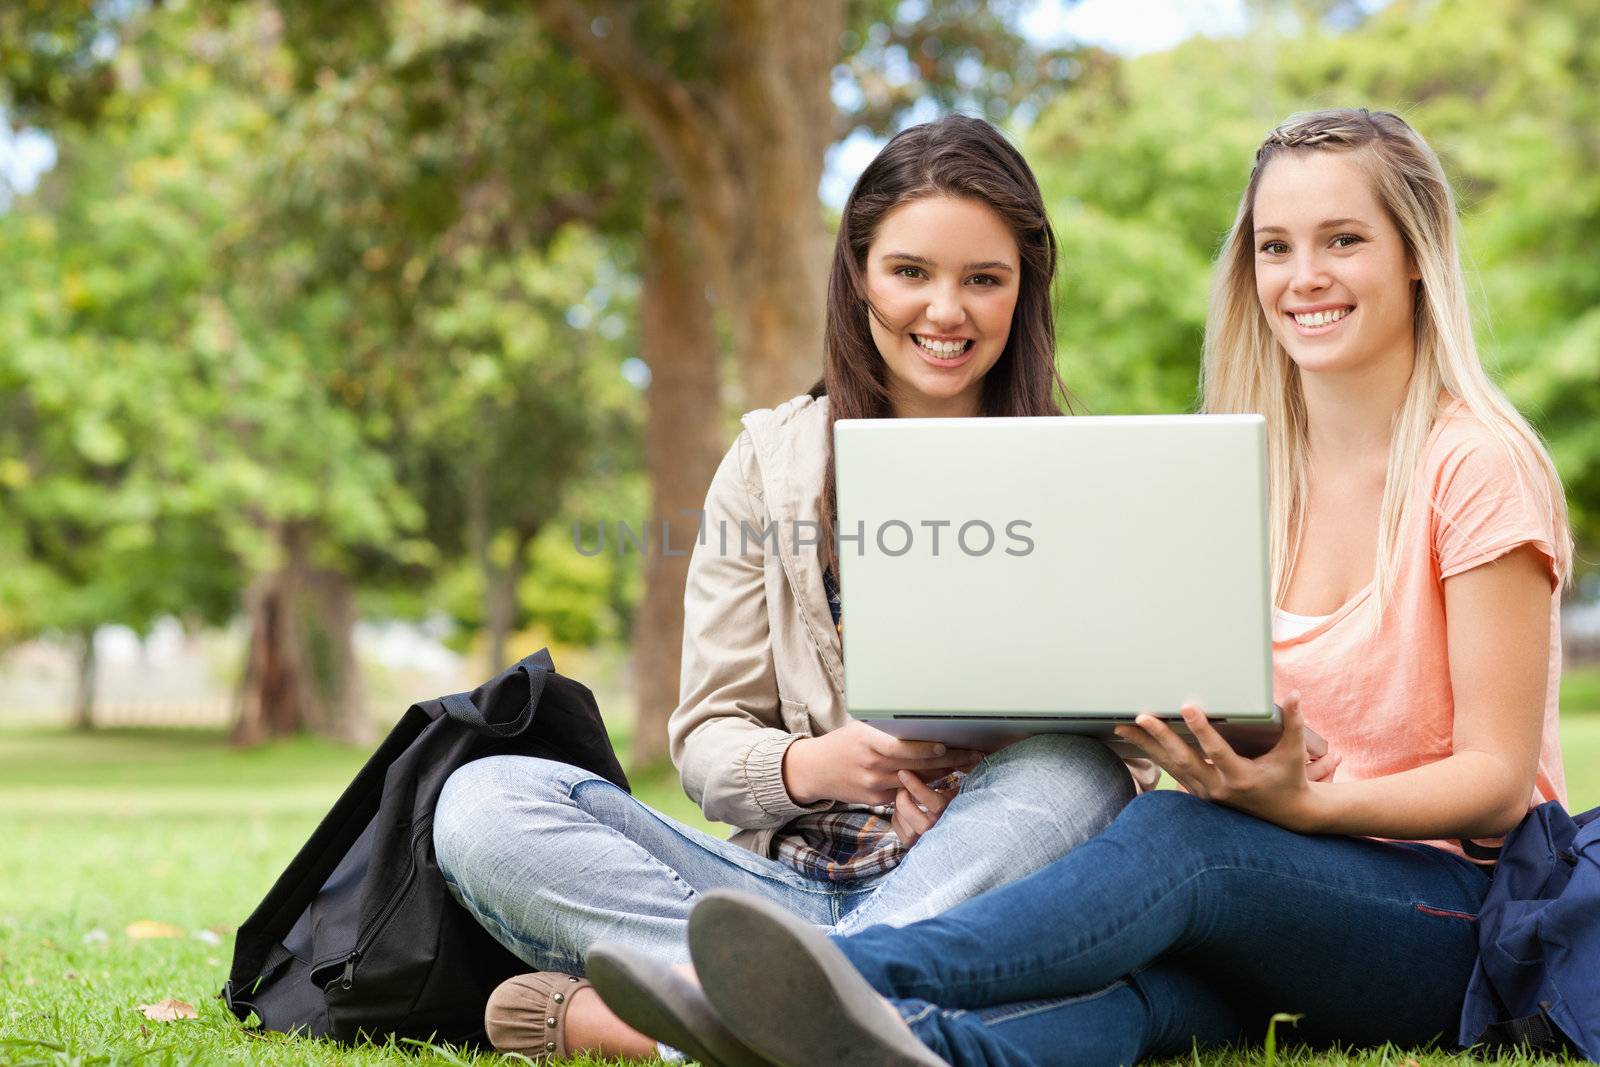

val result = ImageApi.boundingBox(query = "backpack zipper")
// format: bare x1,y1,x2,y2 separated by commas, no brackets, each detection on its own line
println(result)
332,819,428,992
339,949,361,990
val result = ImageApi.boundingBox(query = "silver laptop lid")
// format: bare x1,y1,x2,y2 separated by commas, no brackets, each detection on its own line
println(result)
834,415,1273,720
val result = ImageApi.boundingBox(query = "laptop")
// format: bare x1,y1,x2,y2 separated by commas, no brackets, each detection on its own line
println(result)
833,414,1285,757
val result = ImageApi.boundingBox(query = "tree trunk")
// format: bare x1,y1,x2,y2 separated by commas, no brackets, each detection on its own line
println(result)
483,561,513,678
232,521,372,746
467,460,536,676
307,568,374,746
529,0,842,408
630,198,724,769
720,164,833,408
231,520,334,745
72,626,96,731
486,532,533,675
712,0,839,407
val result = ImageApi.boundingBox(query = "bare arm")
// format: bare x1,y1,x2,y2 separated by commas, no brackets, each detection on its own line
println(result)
1297,542,1550,839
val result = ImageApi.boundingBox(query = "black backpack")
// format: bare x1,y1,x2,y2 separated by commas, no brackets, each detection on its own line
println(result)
221,649,630,1046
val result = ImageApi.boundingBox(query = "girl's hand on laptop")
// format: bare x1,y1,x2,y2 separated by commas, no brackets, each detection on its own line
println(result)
782,721,983,807
1113,693,1321,832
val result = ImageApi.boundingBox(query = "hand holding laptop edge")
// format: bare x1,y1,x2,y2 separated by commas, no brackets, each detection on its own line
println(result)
1112,693,1338,830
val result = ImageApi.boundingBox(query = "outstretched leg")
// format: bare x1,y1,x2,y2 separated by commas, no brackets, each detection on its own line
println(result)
835,791,1488,1048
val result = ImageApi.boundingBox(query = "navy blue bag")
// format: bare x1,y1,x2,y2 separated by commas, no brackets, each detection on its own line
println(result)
1459,800,1600,1061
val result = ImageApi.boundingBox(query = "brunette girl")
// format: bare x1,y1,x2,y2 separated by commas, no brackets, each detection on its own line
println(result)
431,115,1154,1062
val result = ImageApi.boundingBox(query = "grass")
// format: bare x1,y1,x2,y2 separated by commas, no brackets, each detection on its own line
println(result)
1,666,1597,1066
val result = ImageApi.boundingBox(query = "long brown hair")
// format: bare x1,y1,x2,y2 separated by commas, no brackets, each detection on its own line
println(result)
813,114,1070,577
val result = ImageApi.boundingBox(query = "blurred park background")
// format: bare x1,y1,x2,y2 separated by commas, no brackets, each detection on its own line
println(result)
3,0,1600,1062
3,0,1600,764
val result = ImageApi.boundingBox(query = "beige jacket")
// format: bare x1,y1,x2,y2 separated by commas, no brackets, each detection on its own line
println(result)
668,393,1156,856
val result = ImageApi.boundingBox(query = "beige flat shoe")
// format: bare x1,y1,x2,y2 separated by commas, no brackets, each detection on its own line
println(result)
484,971,590,1061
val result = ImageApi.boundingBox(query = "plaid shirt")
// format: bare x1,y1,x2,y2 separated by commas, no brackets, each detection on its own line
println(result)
772,566,965,882
774,805,905,881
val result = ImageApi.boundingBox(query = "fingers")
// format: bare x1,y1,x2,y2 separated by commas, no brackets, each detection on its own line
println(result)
865,731,948,761
893,768,958,848
890,803,914,844
1304,752,1341,783
897,769,951,817
893,752,985,771
855,766,960,802
1115,715,1216,797
1274,691,1308,759
1285,695,1328,761
1179,705,1245,770
1132,715,1203,773
1112,722,1159,762
892,786,935,843
863,786,901,806
863,728,982,769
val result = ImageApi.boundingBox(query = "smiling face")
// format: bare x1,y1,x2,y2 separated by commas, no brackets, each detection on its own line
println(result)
1252,151,1421,382
862,195,1021,418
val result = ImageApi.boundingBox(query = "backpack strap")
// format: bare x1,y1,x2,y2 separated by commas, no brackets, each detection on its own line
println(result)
440,652,551,738
1477,1006,1573,1055
222,941,296,1016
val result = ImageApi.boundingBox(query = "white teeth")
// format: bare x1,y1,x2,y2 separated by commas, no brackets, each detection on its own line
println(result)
1292,307,1352,328
915,335,968,356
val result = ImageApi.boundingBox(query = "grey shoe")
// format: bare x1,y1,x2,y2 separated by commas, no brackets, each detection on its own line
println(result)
585,943,775,1067
688,890,949,1067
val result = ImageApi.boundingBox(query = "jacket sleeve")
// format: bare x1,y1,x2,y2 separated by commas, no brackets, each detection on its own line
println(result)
668,432,830,830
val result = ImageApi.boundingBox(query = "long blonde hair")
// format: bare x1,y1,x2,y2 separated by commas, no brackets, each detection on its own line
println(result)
1202,108,1571,610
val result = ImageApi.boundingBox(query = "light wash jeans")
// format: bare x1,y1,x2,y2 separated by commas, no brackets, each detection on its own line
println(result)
433,734,1135,973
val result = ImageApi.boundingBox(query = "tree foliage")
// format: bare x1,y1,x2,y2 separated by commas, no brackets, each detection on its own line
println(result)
4,0,1597,743
0,1,644,731
1029,0,1600,562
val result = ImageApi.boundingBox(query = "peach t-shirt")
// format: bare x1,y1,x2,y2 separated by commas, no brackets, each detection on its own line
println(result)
1271,404,1566,859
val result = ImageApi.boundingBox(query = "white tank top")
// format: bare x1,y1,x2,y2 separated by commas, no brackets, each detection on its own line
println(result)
1272,607,1331,642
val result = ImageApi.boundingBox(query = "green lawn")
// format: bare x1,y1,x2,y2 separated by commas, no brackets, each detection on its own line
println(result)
2,668,1597,1067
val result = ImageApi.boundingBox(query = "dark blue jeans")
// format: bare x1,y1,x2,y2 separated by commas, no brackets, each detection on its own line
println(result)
832,790,1491,1067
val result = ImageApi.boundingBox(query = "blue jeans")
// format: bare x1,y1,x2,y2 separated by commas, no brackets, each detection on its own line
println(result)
433,734,1135,973
834,790,1492,1067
